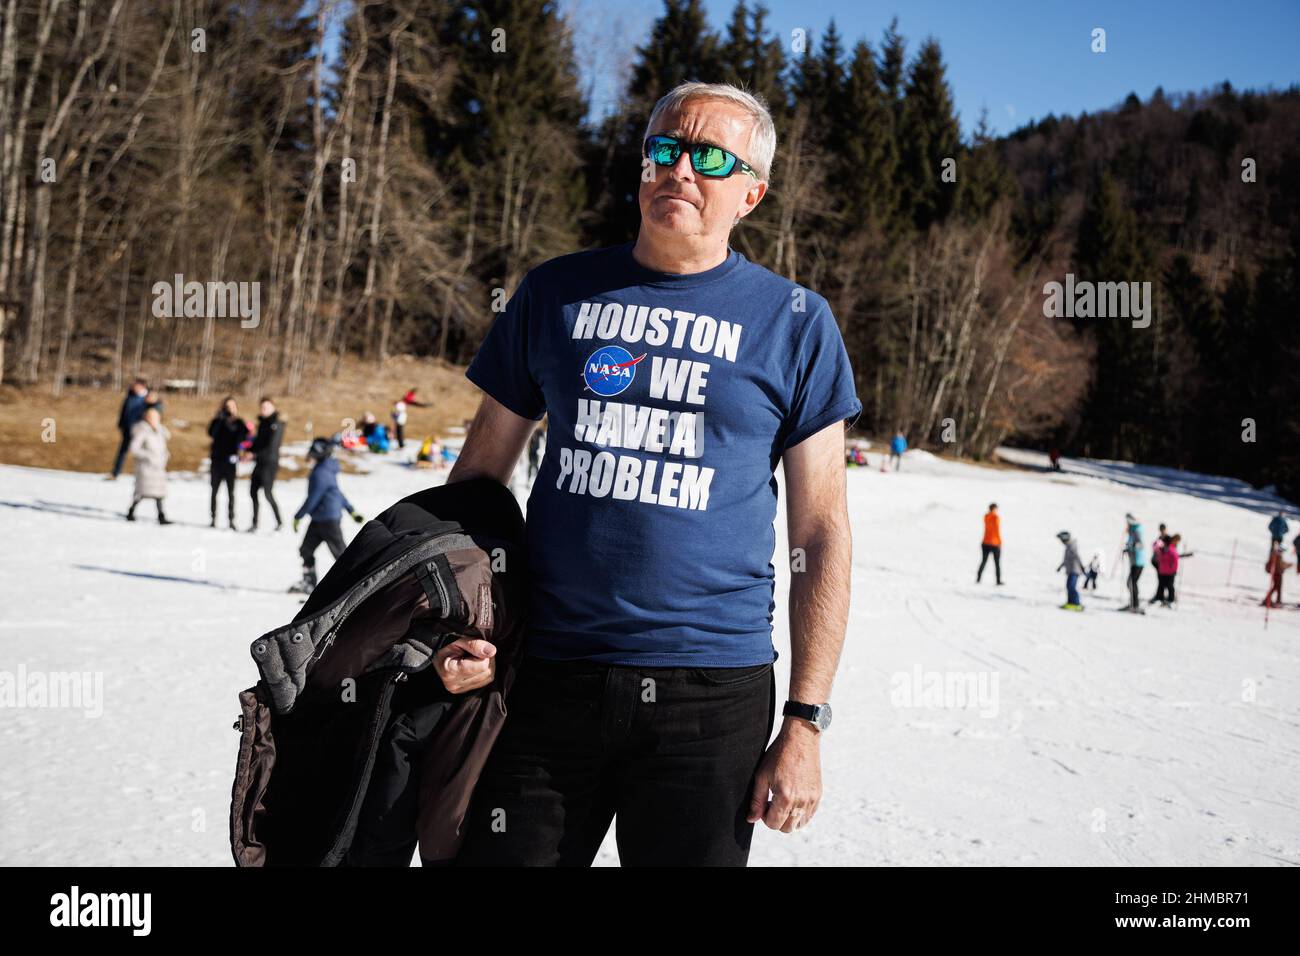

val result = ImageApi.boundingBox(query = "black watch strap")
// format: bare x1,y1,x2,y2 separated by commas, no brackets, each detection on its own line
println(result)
783,700,831,730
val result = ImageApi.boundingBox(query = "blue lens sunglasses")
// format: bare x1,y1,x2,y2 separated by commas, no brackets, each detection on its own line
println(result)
643,134,758,179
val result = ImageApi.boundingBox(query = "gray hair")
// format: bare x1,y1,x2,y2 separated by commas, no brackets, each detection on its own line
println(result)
643,82,776,182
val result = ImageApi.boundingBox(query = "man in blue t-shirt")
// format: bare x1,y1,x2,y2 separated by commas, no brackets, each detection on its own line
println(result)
436,82,861,867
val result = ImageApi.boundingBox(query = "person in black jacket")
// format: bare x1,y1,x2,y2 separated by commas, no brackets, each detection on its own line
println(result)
248,397,285,531
208,396,248,529
109,378,149,479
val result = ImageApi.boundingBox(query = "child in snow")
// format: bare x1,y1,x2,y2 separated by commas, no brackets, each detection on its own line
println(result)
290,438,364,595
1056,531,1084,610
126,406,172,525
1083,549,1104,589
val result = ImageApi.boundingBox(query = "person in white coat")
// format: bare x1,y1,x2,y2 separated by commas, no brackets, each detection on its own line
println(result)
126,406,172,524
391,400,409,449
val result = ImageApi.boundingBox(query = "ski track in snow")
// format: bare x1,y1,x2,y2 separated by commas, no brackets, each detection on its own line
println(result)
1,445,1297,866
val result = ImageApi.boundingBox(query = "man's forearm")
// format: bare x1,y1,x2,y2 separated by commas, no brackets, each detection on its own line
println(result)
786,523,852,706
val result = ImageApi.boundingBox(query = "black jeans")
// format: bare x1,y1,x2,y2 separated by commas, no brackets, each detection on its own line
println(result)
250,461,281,526
1152,573,1176,604
210,462,236,522
452,655,776,867
977,544,1001,583
111,429,131,476
299,519,345,568
1127,565,1144,608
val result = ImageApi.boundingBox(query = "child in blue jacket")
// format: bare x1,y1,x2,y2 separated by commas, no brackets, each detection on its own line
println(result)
290,438,364,595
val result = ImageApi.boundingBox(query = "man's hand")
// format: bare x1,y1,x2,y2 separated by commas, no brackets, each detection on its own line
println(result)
433,638,497,694
747,720,822,832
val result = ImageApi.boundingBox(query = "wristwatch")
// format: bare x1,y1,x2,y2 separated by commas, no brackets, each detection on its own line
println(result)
783,700,832,732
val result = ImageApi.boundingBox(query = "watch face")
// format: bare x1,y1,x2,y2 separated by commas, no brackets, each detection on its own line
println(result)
816,703,833,730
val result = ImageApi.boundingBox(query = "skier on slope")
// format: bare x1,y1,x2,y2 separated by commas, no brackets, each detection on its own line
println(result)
1268,510,1289,547
1151,533,1188,607
1123,513,1147,614
1082,548,1104,590
289,438,364,595
977,502,1003,585
1262,541,1292,609
1149,523,1170,602
888,431,907,471
1056,531,1084,611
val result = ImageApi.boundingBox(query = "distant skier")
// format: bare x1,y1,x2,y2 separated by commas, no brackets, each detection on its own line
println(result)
1268,510,1289,547
1048,448,1062,472
1082,548,1104,589
125,406,171,525
1149,523,1170,600
207,397,248,529
1057,531,1084,610
1150,533,1187,607
977,502,1003,585
109,378,149,480
290,438,364,595
1262,541,1292,609
1123,514,1146,613
889,432,907,471
248,397,284,532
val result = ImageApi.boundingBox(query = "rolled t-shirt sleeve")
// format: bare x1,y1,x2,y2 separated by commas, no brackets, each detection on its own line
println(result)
464,273,546,421
780,300,863,451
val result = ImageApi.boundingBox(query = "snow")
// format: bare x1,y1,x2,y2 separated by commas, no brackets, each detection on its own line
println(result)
1,442,1297,866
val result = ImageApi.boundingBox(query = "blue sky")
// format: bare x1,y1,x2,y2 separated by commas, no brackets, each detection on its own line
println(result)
566,0,1300,138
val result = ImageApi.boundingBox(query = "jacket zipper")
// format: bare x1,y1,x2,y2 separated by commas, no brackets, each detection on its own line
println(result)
321,669,406,865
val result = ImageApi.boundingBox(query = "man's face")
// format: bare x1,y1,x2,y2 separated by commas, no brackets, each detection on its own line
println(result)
638,100,766,244
261,401,274,417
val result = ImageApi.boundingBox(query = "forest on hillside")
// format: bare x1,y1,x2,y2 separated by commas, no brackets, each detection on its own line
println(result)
0,0,1296,491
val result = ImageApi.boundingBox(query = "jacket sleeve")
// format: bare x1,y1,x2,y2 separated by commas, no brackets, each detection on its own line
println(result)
339,485,356,516
296,469,325,520
127,421,146,457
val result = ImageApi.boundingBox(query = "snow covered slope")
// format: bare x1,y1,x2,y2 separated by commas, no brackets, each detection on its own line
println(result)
1,444,1296,866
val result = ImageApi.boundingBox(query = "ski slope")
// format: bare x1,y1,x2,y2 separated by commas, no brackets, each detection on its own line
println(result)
1,443,1297,866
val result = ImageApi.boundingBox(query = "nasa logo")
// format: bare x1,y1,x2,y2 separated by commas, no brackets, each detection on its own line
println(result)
582,345,646,397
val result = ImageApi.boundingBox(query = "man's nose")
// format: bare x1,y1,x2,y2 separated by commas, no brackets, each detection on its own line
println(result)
668,149,695,181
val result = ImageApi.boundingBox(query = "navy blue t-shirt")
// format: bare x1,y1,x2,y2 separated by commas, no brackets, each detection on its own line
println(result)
466,242,861,666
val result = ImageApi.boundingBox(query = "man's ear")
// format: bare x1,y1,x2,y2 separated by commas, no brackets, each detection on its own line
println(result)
736,179,768,222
